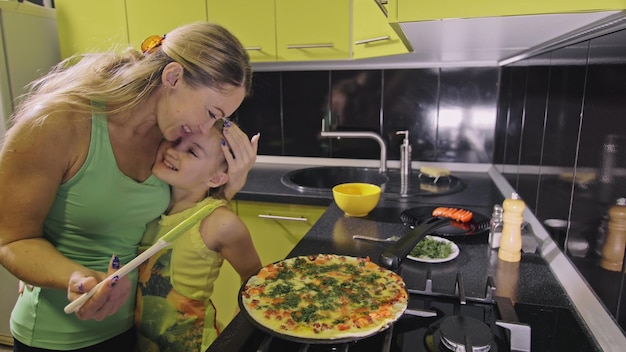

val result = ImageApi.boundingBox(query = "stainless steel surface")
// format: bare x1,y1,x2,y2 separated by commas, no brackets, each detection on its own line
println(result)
403,308,438,318
354,36,390,45
352,235,400,242
257,214,309,222
280,165,466,198
281,166,389,192
396,130,411,179
488,166,626,352
495,321,532,352
320,119,387,173
286,43,334,49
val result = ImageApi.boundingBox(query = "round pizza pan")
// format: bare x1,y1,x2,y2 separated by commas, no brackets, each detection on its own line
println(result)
237,255,407,345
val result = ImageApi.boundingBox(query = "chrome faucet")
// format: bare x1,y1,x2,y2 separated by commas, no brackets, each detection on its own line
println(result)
320,119,387,173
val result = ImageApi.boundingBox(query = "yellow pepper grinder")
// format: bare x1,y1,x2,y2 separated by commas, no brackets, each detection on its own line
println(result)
498,193,525,262
600,198,626,272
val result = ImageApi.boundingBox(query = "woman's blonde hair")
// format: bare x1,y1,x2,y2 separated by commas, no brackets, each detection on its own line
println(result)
12,22,251,125
208,119,229,200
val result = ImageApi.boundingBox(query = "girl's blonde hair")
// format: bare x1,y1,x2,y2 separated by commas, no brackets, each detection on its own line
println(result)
12,22,251,126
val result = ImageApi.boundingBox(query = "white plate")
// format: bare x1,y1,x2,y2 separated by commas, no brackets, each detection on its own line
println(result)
406,235,460,263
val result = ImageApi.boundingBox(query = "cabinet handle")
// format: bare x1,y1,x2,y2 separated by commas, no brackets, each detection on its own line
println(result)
354,36,390,45
258,214,309,222
245,46,262,51
286,43,334,49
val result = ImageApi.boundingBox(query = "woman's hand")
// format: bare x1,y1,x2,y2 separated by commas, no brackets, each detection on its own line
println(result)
221,121,259,200
67,255,131,321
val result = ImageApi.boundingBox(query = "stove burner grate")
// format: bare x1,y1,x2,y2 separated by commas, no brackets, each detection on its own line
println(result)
438,316,494,352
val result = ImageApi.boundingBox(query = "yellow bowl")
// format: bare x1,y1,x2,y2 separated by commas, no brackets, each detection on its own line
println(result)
332,183,382,217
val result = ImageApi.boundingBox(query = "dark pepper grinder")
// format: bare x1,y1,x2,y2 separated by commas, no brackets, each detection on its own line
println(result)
600,198,626,272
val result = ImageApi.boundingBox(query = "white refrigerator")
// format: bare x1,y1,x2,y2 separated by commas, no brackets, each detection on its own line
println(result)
0,0,60,345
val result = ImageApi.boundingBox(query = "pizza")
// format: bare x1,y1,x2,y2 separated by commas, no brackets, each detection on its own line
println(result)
240,254,408,340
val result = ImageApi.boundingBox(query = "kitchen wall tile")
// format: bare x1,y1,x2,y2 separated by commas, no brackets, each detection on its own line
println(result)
541,44,588,169
327,70,383,160
494,67,511,167
503,65,527,166
382,68,439,161
282,71,330,157
535,44,588,224
236,72,282,155
437,67,498,163
520,53,551,167
238,67,498,163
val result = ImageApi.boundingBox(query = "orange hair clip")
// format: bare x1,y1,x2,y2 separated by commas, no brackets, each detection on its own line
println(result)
141,34,165,55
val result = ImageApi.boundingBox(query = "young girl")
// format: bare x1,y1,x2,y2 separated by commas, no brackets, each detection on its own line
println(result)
135,120,261,352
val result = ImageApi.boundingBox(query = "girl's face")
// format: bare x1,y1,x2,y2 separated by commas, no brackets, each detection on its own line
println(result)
152,126,227,192
157,63,246,142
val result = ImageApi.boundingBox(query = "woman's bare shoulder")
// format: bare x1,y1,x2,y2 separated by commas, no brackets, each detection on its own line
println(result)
4,111,93,182
9,110,91,144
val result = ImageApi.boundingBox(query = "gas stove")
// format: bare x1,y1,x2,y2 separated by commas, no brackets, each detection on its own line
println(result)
232,270,532,352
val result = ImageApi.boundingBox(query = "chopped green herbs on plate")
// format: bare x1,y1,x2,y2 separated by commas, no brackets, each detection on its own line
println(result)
410,236,453,259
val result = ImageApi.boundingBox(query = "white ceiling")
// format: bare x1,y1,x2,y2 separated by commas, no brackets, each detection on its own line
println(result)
254,10,625,71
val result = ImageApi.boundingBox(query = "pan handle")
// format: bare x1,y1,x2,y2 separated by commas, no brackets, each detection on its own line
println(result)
379,218,451,270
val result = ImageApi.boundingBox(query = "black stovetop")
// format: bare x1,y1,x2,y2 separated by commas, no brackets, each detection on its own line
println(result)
226,272,598,352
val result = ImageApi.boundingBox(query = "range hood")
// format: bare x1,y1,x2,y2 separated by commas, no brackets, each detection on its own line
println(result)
253,10,626,71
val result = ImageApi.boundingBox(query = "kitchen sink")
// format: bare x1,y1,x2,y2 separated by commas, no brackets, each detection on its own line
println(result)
281,166,467,198
281,166,388,192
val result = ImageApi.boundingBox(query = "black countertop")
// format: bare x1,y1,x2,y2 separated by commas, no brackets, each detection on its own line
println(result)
208,163,599,351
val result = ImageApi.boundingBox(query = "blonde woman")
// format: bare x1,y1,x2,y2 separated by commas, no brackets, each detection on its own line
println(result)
0,22,258,352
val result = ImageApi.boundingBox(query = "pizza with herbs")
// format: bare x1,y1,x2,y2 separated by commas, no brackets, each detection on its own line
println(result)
240,254,408,340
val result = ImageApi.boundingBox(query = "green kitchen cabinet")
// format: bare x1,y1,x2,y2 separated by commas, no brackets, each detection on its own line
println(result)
275,0,351,61
387,0,626,23
126,0,207,51
56,0,128,59
211,200,326,330
207,0,277,62
56,0,409,62
352,0,410,60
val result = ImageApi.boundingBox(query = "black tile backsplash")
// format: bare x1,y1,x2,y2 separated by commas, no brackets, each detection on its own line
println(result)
238,67,499,164
329,70,383,160
498,28,626,332
382,68,439,161
236,72,282,156
438,67,499,163
282,71,332,158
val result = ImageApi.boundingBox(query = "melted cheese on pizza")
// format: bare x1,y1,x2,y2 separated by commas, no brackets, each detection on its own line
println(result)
241,254,407,340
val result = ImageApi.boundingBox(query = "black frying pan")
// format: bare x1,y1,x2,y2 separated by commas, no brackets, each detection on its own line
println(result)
380,206,490,270
400,206,490,236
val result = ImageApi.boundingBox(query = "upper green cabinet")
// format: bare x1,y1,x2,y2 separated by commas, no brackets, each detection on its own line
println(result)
207,0,277,62
352,0,410,59
208,0,408,62
56,0,207,59
276,0,352,61
57,0,411,62
126,0,207,50
56,0,128,58
387,0,626,22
